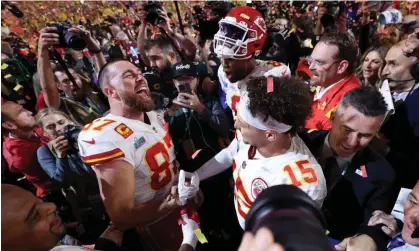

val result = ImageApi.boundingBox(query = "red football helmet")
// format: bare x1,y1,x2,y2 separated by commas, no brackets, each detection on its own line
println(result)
213,6,267,59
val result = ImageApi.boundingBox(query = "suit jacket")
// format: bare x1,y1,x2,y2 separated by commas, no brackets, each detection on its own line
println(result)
381,87,419,197
300,130,396,251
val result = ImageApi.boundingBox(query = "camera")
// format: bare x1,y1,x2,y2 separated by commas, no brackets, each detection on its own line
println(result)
320,2,345,31
143,2,164,26
246,185,331,251
47,22,86,51
63,124,82,149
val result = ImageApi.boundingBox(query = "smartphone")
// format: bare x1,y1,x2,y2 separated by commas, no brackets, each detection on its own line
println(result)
178,83,192,95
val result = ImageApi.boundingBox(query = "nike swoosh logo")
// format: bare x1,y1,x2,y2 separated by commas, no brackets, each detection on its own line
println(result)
82,138,95,144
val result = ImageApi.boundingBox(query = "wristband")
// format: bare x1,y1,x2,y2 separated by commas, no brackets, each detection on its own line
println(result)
182,235,198,250
89,48,102,54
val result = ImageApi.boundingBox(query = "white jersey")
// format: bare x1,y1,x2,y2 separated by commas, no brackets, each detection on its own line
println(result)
196,135,326,229
232,135,326,229
218,60,291,115
78,112,178,204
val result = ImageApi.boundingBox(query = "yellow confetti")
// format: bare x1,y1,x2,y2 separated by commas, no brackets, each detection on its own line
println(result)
1,63,9,70
118,9,123,13
13,84,23,91
193,229,208,244
4,74,12,79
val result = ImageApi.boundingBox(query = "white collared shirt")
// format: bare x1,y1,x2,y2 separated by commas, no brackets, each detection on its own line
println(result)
392,83,419,104
389,242,419,251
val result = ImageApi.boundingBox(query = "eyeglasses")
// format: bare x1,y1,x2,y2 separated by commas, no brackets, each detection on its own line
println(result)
306,56,341,70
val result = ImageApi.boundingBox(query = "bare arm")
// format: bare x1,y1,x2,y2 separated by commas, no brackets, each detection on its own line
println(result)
136,6,150,67
159,9,197,60
68,26,107,69
95,160,179,230
166,31,197,61
313,5,326,36
37,27,61,108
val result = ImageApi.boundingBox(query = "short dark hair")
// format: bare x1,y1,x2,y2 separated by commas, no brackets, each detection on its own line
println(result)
246,76,312,133
320,31,358,74
98,59,130,90
144,36,175,53
337,86,387,117
52,64,73,82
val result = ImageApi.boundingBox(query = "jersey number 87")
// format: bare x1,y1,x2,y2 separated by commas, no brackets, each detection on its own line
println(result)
145,133,176,191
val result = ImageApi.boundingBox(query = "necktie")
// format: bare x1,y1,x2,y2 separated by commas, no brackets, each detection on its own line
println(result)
388,234,406,250
324,157,340,191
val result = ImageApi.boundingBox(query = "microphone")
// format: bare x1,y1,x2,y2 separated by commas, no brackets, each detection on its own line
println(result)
386,78,415,83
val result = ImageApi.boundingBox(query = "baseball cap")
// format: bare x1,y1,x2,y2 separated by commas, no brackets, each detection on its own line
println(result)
296,58,312,79
172,61,197,79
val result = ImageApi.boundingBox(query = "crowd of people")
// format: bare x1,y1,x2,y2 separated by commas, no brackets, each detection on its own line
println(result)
1,1,419,251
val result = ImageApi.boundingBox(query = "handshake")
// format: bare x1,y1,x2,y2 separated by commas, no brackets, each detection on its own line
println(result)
177,170,201,206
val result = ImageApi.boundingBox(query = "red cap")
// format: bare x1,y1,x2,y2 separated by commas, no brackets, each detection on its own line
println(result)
296,58,312,79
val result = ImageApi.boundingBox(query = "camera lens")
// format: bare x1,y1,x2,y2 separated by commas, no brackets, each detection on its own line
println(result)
246,185,331,251
320,3,343,29
64,31,86,51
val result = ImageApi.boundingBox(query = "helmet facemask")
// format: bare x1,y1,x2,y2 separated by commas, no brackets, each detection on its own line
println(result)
213,18,260,59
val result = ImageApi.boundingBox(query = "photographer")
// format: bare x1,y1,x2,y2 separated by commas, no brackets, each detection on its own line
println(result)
165,61,231,171
36,108,108,243
313,2,347,37
37,25,109,125
136,3,197,64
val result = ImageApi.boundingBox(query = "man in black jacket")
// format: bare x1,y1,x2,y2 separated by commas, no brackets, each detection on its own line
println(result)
301,87,396,251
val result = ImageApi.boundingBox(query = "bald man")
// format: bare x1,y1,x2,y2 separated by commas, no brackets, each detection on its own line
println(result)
382,40,418,101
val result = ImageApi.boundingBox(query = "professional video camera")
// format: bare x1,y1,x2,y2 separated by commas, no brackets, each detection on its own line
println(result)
320,1,346,31
47,22,86,51
143,2,164,26
246,185,331,251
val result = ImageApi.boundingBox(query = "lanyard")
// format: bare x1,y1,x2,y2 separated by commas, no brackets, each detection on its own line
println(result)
182,108,193,138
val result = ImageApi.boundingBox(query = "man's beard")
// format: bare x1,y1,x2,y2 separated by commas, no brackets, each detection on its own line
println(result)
154,62,173,75
119,91,155,112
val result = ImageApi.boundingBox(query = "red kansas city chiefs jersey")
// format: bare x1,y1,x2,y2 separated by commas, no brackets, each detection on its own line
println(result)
305,73,360,130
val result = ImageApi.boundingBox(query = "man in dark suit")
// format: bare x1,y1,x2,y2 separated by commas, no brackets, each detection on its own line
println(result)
301,87,396,251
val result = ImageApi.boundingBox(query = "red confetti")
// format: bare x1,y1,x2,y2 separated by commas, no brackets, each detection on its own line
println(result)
267,77,274,93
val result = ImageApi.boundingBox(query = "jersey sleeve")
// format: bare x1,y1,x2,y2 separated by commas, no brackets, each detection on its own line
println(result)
78,128,136,168
196,137,238,180
263,62,291,78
